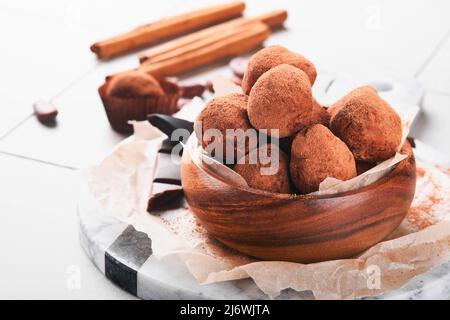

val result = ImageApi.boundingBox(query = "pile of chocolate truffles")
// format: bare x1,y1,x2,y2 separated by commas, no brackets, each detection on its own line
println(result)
196,45,403,194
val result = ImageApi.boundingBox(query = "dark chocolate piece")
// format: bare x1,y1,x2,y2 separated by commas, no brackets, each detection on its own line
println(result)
407,136,416,148
33,101,58,124
159,138,177,154
153,152,181,185
147,182,183,211
181,84,205,98
146,115,195,212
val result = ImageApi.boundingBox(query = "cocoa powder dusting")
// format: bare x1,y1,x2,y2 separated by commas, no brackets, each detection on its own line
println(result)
407,196,441,230
406,165,448,230
159,207,252,264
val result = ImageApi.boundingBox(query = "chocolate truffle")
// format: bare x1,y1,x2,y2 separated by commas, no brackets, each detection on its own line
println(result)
107,70,164,98
242,45,317,94
195,93,256,163
329,86,402,162
327,86,377,119
218,92,248,110
290,124,357,194
234,144,293,194
248,64,313,138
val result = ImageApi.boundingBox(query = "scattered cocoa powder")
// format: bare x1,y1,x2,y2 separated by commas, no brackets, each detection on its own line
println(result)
416,166,426,178
406,165,446,230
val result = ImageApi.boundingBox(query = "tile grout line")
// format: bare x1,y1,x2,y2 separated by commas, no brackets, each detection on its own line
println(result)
0,150,77,171
50,62,102,102
426,88,450,98
0,113,34,142
0,63,101,143
1,0,184,144
414,27,450,79
0,63,101,167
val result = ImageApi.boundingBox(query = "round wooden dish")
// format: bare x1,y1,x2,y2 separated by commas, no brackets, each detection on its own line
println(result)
181,141,416,263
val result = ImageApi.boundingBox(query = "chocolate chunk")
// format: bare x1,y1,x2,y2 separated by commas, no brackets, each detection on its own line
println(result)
153,152,181,185
147,182,183,212
33,101,58,124
181,84,205,98
159,138,177,154
407,136,416,148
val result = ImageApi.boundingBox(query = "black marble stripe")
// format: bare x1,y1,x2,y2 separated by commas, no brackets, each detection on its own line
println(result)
105,225,153,296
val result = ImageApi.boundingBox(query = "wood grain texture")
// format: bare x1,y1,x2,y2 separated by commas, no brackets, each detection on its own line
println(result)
181,142,416,263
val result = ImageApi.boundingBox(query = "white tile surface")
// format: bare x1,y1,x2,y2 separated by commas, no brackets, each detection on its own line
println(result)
410,91,450,157
0,6,96,105
419,33,450,94
0,63,125,169
0,0,191,169
114,0,450,93
242,0,450,78
0,96,33,139
0,153,135,299
0,0,183,139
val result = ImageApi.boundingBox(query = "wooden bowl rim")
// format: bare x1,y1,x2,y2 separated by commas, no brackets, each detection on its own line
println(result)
184,141,414,201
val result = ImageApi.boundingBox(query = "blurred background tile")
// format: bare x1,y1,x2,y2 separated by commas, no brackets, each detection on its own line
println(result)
410,91,450,156
419,33,450,94
243,0,450,78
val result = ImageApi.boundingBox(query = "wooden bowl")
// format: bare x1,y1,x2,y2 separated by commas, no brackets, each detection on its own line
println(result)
181,141,416,263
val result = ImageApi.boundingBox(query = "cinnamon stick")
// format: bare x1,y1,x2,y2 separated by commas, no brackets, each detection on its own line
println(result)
138,22,270,78
90,1,246,59
145,21,262,64
139,10,287,63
